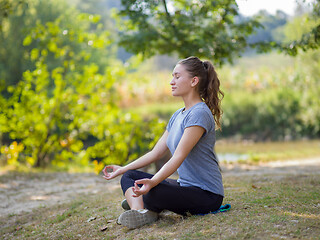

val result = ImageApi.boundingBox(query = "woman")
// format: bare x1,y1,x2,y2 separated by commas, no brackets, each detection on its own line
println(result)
102,56,224,229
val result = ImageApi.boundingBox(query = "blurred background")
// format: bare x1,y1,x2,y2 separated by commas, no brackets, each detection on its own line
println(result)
0,0,319,173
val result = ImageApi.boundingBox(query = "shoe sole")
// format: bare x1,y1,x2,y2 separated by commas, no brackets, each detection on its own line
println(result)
118,210,158,229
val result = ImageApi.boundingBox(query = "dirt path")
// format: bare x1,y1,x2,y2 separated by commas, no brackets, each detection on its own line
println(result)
1,157,320,217
0,172,120,216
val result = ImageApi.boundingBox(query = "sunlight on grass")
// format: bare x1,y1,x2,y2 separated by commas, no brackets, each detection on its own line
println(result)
1,172,319,239
284,211,320,220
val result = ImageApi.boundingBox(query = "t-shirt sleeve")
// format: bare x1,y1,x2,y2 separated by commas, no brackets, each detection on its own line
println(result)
183,108,213,133
166,109,182,132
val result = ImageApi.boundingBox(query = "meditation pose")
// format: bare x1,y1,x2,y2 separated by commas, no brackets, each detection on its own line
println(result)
103,56,224,229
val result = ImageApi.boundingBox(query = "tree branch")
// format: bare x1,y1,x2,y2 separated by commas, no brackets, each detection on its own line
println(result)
161,0,178,34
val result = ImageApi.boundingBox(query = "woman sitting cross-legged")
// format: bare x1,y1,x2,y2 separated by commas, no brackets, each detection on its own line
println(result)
102,56,225,229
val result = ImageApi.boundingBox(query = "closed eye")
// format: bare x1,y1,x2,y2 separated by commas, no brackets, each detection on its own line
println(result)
172,73,181,78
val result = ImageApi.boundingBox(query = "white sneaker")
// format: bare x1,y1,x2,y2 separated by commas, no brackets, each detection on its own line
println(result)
117,209,159,229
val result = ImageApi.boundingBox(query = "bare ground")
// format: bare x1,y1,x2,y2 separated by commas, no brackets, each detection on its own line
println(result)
1,157,319,217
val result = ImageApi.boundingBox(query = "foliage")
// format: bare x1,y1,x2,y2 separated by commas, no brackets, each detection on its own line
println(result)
1,12,104,168
254,0,320,55
0,4,165,170
220,88,310,140
218,48,320,140
282,0,320,54
0,0,26,23
115,0,264,66
0,0,116,92
247,10,289,44
122,9,320,141
0,141,24,167
1,0,319,171
1,0,65,88
126,50,320,141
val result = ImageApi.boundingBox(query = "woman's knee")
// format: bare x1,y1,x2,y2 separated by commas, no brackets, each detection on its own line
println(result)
120,170,152,188
120,170,140,194
120,170,137,185
122,169,137,179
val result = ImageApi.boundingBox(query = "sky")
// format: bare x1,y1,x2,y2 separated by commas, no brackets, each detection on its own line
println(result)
236,0,313,16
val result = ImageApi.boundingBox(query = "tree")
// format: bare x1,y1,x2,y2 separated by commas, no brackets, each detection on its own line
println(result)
115,0,263,66
114,0,320,62
0,0,76,91
1,11,115,167
254,0,320,56
0,0,26,24
247,10,288,44
0,7,165,169
0,0,30,90
0,0,116,93
279,0,320,55
281,10,320,137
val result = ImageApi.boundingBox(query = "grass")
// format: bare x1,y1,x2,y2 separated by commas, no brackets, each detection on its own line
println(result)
215,139,320,163
1,172,319,239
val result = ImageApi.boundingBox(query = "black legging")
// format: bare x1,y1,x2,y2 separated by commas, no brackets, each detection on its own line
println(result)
120,170,223,216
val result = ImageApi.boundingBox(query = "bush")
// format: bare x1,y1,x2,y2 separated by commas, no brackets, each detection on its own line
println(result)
0,11,165,172
220,87,319,140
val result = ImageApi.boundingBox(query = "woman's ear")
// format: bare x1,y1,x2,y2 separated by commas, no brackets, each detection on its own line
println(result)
191,77,199,87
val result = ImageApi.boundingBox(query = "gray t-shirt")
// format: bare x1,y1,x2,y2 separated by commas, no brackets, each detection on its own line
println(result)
166,102,224,197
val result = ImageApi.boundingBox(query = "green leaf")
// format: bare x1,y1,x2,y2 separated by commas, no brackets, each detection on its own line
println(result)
23,35,32,46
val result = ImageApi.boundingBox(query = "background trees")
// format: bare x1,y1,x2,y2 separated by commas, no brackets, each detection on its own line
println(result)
280,0,320,55
0,0,319,171
116,0,264,66
0,0,164,170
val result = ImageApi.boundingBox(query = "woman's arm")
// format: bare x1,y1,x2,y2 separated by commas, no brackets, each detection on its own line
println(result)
103,130,170,180
132,126,205,196
123,130,170,171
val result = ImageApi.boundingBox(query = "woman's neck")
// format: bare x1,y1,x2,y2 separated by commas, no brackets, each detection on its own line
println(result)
182,93,202,111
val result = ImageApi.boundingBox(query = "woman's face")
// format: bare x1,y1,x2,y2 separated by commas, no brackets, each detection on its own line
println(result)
170,64,194,97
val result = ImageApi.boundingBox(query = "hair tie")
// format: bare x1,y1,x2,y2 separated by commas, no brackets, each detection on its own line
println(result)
202,61,207,70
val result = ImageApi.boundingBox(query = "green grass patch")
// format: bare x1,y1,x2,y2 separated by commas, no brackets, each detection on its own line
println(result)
1,172,319,239
215,140,320,163
45,201,83,224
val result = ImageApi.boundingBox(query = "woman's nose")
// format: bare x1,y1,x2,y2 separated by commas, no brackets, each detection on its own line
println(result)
170,78,175,85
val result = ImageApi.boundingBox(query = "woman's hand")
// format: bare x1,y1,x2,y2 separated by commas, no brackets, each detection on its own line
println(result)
132,178,156,197
102,165,124,180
